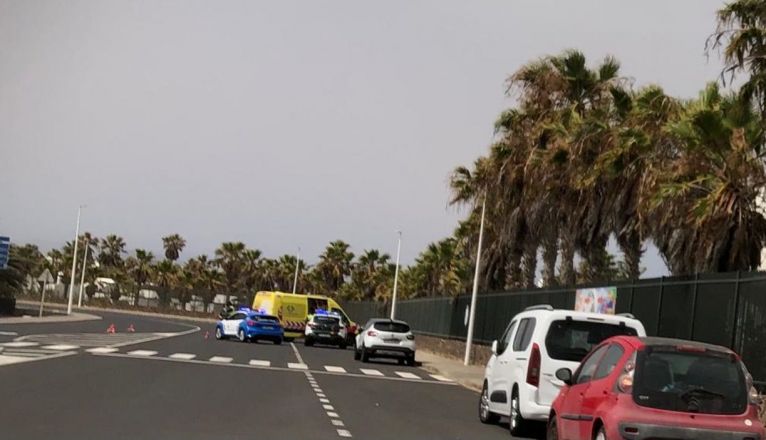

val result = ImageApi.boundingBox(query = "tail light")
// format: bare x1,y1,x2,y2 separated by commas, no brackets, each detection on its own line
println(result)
406,334,415,340
307,322,315,328
527,343,541,387
367,330,378,337
616,352,637,394
746,373,761,405
246,319,256,326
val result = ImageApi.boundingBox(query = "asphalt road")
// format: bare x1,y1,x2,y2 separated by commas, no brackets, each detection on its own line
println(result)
0,310,536,439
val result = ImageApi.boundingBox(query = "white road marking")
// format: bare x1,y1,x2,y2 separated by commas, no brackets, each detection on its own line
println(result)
319,398,330,403
1,342,39,348
429,374,453,382
359,368,383,376
324,366,346,373
209,356,232,363
0,351,76,366
0,355,31,365
169,353,196,360
395,371,420,379
327,411,339,418
313,388,324,393
0,331,18,336
290,342,306,364
127,350,157,356
42,344,79,351
323,404,334,410
288,362,308,370
337,429,352,437
317,393,326,398
86,347,118,354
249,360,270,367
331,419,345,427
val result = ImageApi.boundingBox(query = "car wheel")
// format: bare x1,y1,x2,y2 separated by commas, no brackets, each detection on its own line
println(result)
361,346,370,363
304,337,314,347
398,358,406,366
479,382,499,424
594,426,606,440
339,342,347,350
509,390,529,437
274,338,282,345
353,345,361,360
215,327,224,340
407,354,416,366
546,415,559,440
238,329,246,342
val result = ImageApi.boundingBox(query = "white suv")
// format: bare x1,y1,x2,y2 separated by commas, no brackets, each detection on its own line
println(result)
479,305,646,436
354,318,416,366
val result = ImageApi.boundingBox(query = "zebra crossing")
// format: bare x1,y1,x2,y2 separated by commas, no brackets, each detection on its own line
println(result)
0,342,78,366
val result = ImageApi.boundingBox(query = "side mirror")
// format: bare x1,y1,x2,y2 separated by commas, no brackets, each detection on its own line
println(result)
555,368,573,386
491,340,498,355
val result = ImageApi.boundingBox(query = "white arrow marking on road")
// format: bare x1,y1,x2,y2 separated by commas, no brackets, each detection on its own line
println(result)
288,362,308,370
43,344,79,351
86,347,118,354
0,342,38,348
359,368,383,376
429,374,453,382
127,350,157,356
249,359,270,367
169,353,196,360
324,365,346,373
395,371,420,379
209,356,232,363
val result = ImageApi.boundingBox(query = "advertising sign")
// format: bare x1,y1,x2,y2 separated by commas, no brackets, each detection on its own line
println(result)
575,286,617,315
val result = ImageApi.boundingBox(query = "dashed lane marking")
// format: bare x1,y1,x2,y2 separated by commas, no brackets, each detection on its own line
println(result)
327,411,340,418
359,368,383,376
169,353,196,360
430,374,453,382
395,371,421,379
324,366,346,373
0,342,39,348
249,360,270,367
337,429,352,438
288,362,309,370
331,419,345,427
127,350,157,356
323,404,335,410
86,347,119,354
42,344,79,351
320,398,330,403
209,356,232,363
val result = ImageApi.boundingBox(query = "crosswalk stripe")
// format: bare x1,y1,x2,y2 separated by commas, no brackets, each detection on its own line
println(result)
359,368,383,376
169,353,196,360
288,362,308,370
324,366,346,373
322,404,334,410
337,429,352,438
249,360,270,367
395,371,421,379
429,374,453,382
0,342,39,348
127,350,157,356
42,344,79,351
86,347,119,354
209,356,233,363
319,398,330,403
331,419,345,427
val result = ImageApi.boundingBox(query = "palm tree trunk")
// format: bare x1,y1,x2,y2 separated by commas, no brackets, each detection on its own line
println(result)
583,235,610,283
559,232,576,286
541,234,558,287
521,240,538,288
618,233,643,280
504,246,523,289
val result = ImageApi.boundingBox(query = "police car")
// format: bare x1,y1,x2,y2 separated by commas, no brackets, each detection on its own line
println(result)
304,310,347,349
215,308,284,344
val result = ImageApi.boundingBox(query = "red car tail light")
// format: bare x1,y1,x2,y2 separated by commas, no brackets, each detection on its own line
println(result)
367,330,378,337
246,319,256,326
526,343,541,387
616,352,637,394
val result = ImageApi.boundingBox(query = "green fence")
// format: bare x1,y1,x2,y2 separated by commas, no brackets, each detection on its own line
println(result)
342,271,766,386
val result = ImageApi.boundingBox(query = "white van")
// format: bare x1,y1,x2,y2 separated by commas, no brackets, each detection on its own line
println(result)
479,305,646,436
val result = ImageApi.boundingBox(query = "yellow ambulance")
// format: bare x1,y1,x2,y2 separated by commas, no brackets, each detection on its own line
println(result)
252,291,357,341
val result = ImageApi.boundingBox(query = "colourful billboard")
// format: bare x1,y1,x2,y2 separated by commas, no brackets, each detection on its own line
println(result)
575,286,617,315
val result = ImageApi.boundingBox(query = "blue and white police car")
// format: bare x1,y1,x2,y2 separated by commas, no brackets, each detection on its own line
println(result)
215,308,284,344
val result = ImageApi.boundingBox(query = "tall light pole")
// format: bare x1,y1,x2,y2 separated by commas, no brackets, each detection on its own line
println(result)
66,205,85,315
292,247,301,294
77,238,89,307
390,230,402,320
464,198,486,366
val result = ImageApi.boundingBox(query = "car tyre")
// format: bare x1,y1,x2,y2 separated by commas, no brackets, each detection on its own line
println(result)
398,358,406,366
304,337,314,347
594,426,607,440
546,415,559,439
353,344,361,360
509,390,530,437
238,329,247,342
479,381,500,424
406,354,416,366
361,346,370,363
215,327,224,340
339,341,347,350
274,338,282,345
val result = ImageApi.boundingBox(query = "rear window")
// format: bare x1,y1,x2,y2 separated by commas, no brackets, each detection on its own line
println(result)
252,315,279,323
545,320,638,362
315,316,340,324
373,322,410,333
633,348,747,415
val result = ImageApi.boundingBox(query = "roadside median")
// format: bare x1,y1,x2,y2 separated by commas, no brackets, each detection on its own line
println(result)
417,350,484,392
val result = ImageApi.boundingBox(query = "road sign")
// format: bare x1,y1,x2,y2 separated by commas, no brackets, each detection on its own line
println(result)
0,236,9,269
38,269,54,284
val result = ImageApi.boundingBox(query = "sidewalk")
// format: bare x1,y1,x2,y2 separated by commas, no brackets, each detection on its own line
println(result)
418,350,484,392
0,310,101,324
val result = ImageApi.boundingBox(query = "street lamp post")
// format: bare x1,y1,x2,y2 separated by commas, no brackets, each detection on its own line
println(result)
464,198,486,366
390,230,402,320
77,238,89,307
66,205,85,315
292,247,301,294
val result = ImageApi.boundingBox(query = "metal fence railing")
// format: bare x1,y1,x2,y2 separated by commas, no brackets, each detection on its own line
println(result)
342,271,766,386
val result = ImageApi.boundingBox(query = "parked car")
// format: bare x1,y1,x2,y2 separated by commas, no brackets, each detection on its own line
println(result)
215,308,284,344
479,305,646,436
548,336,765,440
305,311,347,348
354,318,416,366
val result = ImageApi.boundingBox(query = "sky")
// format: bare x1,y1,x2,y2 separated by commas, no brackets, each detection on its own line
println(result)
0,0,728,276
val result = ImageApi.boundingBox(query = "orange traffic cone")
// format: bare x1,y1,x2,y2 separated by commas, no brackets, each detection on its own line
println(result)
127,324,135,333
106,324,116,334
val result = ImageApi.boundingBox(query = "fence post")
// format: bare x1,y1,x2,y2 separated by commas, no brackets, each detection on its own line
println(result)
628,283,635,313
688,273,699,340
730,271,742,350
655,276,664,336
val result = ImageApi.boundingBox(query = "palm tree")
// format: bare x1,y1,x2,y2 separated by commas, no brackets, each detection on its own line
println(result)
153,259,177,306
316,240,354,293
214,242,246,295
99,235,126,268
161,234,186,262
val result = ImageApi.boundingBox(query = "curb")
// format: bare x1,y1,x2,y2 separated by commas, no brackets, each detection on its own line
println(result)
16,300,217,325
0,310,102,324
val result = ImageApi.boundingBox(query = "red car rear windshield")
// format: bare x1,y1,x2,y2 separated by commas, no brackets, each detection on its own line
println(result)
633,348,748,415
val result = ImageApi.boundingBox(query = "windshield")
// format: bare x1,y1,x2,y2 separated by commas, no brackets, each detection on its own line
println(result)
373,322,410,333
633,348,748,415
545,320,638,362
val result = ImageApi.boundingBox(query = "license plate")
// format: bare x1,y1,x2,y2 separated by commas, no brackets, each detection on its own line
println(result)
383,338,399,343
262,326,273,330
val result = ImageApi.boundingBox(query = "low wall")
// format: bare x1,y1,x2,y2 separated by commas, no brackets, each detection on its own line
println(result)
416,334,492,366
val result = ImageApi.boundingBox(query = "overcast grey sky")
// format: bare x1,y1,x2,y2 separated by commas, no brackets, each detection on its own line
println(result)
1,0,727,275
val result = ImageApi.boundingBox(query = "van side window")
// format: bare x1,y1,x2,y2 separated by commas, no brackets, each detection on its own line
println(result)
498,321,517,354
512,318,536,352
307,298,328,315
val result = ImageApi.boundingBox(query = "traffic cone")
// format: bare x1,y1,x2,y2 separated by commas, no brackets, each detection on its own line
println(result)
127,324,135,333
106,324,116,334
204,331,209,340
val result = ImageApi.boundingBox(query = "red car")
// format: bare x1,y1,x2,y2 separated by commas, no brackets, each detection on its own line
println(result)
548,336,764,440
